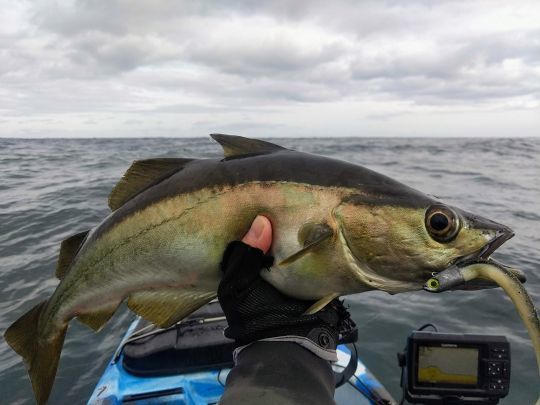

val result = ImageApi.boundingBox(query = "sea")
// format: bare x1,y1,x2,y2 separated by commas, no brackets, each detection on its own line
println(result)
0,137,539,404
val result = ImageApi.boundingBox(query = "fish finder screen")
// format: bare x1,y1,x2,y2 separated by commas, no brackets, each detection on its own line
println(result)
417,346,479,386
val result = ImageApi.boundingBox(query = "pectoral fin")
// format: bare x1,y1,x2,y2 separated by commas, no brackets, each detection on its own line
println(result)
127,289,216,328
304,293,340,315
279,223,333,267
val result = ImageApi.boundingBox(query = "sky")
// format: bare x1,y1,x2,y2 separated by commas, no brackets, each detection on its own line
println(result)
0,0,539,138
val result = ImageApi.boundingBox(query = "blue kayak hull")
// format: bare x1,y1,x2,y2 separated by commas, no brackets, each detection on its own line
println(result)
88,316,395,405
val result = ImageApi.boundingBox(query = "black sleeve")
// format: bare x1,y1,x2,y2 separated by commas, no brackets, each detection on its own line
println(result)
219,341,336,405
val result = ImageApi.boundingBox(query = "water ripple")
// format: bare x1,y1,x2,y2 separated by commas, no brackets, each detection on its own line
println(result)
0,137,538,404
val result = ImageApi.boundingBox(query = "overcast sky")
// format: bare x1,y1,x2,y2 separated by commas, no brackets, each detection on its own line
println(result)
1,0,539,138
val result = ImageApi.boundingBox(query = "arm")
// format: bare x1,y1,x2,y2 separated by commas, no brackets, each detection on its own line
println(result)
218,216,350,405
221,341,336,405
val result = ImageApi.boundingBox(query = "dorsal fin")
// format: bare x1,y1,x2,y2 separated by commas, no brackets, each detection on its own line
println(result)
56,230,89,279
210,133,286,158
108,158,193,211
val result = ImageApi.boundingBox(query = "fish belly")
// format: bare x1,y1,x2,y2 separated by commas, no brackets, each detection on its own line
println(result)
47,182,348,329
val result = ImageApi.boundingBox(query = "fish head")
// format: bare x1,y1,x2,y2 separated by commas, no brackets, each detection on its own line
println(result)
334,196,515,294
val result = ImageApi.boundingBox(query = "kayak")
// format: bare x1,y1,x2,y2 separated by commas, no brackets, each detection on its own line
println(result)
88,301,396,405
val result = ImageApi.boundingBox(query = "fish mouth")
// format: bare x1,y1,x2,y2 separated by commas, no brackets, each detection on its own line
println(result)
455,226,515,267
448,223,526,289
478,227,515,259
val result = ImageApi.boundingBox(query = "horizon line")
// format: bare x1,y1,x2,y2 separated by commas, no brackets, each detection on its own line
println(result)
1,135,539,140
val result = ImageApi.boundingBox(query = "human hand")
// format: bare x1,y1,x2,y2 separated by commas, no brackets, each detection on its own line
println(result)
218,215,352,359
239,214,273,253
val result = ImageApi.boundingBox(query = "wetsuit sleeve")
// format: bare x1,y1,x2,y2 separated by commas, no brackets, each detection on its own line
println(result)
219,341,336,405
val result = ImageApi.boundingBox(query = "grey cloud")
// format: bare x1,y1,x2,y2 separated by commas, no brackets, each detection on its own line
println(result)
131,69,345,104
123,119,143,125
33,0,147,36
31,1,319,36
351,31,540,80
145,103,282,114
66,32,180,75
1,0,538,137
193,119,285,132
368,74,540,106
146,104,234,114
366,111,406,121
187,40,345,78
27,0,351,79
348,30,540,102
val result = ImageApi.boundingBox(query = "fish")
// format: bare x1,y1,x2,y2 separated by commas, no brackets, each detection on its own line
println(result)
4,134,528,404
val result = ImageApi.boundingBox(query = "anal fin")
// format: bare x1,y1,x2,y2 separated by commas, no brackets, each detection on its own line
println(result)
304,293,340,315
77,302,120,332
127,289,216,328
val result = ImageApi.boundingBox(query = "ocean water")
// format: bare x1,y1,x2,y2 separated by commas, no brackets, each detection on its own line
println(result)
0,137,538,404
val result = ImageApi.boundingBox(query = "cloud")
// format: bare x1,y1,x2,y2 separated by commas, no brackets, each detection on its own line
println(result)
349,29,540,102
184,17,347,77
0,0,539,137
65,32,180,75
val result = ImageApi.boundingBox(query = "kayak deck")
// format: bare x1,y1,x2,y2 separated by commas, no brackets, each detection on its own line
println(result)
88,302,395,404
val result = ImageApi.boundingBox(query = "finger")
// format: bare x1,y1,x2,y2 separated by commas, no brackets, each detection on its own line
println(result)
241,215,273,253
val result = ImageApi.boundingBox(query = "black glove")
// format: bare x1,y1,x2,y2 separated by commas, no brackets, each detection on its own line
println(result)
217,241,352,353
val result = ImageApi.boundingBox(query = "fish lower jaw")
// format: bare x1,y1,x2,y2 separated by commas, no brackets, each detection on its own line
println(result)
337,228,418,294
454,230,514,266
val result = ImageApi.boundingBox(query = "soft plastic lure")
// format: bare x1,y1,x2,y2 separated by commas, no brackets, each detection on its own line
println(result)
425,261,540,404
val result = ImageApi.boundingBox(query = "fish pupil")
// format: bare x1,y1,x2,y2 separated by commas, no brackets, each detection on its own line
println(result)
425,205,461,242
430,213,449,231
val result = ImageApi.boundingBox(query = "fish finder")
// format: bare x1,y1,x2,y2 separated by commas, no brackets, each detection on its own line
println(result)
398,328,510,404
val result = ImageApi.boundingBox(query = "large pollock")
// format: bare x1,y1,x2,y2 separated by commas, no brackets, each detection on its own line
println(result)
5,134,534,404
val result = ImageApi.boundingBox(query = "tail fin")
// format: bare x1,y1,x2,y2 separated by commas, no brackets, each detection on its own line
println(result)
4,301,67,405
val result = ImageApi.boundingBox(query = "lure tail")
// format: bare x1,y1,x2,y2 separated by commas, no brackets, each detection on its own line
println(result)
4,300,67,405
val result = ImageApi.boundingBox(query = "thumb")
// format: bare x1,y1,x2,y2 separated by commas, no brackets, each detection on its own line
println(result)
241,215,273,253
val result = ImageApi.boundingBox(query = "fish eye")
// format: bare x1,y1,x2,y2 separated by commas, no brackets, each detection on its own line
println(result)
425,205,461,242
